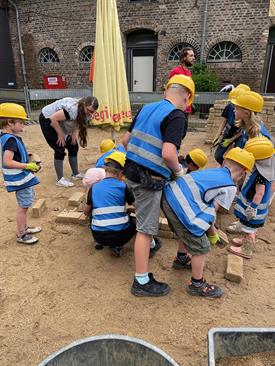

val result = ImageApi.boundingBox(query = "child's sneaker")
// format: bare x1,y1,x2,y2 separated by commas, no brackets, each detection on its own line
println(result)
131,273,170,297
25,226,42,234
17,234,39,245
110,246,123,257
72,172,85,180
56,177,74,187
94,241,104,250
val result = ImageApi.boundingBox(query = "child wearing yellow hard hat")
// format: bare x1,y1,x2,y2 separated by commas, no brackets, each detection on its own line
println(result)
162,147,255,298
0,103,41,245
227,137,275,259
179,148,208,173
84,151,160,257
174,148,213,268
213,84,250,165
96,138,126,168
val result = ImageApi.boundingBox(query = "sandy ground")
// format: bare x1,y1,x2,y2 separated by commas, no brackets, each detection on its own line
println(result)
0,125,275,366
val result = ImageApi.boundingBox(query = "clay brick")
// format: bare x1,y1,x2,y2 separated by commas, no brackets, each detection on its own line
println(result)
32,199,46,218
68,192,85,207
158,229,174,239
78,213,89,225
29,153,41,164
159,217,170,231
216,228,229,246
56,210,83,224
225,254,243,283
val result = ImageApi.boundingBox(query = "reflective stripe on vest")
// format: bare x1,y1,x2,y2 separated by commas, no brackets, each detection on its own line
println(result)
92,216,129,227
170,179,213,233
164,167,235,236
234,169,271,225
126,100,176,178
92,205,126,215
1,133,39,192
91,177,130,232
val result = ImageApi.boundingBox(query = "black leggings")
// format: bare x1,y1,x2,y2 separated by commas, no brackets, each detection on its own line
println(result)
39,113,79,160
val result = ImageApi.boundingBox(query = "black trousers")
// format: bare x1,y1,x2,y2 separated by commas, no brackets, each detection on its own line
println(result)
91,219,136,247
39,113,79,160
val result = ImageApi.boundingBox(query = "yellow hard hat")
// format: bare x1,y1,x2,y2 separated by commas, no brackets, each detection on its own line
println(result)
228,87,246,101
0,103,28,120
244,137,275,160
165,75,195,106
224,147,255,171
105,151,126,168
231,91,264,113
236,84,250,91
100,139,116,153
188,148,208,169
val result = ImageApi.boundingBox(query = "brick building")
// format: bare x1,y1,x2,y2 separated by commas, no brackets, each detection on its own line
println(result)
1,0,275,92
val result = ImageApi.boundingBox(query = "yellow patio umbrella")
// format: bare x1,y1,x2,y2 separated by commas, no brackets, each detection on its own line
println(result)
91,0,132,131
269,0,275,16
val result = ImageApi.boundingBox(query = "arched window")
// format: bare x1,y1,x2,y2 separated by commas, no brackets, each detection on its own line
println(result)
168,43,194,61
79,46,94,63
207,42,241,63
39,48,59,63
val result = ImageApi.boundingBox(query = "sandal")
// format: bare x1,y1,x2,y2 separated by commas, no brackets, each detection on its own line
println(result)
187,279,223,298
172,254,192,269
227,243,255,259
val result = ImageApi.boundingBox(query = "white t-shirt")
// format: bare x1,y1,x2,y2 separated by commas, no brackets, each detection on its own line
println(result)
204,186,237,210
42,97,79,136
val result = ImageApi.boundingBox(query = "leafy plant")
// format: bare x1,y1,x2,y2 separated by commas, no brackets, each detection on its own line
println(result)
192,63,219,92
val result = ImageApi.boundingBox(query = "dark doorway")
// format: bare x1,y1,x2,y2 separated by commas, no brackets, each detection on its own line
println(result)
0,7,17,88
126,30,157,92
265,28,275,93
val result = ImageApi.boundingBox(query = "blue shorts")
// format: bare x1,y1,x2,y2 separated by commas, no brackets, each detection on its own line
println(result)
15,187,35,208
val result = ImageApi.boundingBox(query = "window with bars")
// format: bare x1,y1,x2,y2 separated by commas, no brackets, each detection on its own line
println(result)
38,48,59,63
79,46,94,63
168,43,194,61
207,42,241,63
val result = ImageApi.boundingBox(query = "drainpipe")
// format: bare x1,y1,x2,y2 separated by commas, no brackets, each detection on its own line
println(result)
8,0,31,118
199,0,209,63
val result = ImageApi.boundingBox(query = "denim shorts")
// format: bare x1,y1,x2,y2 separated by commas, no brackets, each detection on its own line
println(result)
126,178,162,236
15,186,35,208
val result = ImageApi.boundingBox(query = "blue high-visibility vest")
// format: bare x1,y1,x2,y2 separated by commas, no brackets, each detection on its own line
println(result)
95,144,126,168
234,169,271,225
126,100,176,178
164,167,235,236
91,177,130,232
0,133,39,192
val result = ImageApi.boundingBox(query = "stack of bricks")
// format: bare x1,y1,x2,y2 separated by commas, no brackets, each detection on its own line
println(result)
56,192,89,225
261,96,275,133
205,96,275,144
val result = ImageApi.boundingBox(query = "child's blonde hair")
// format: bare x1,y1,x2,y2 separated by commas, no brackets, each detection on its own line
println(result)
235,111,261,138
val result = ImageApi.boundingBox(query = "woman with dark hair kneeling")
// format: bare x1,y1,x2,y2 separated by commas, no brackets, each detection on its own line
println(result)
39,96,98,187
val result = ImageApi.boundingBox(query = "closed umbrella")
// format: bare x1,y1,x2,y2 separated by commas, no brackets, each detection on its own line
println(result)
91,0,132,131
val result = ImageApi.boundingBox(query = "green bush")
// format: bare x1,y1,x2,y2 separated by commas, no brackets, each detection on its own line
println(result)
192,63,219,92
